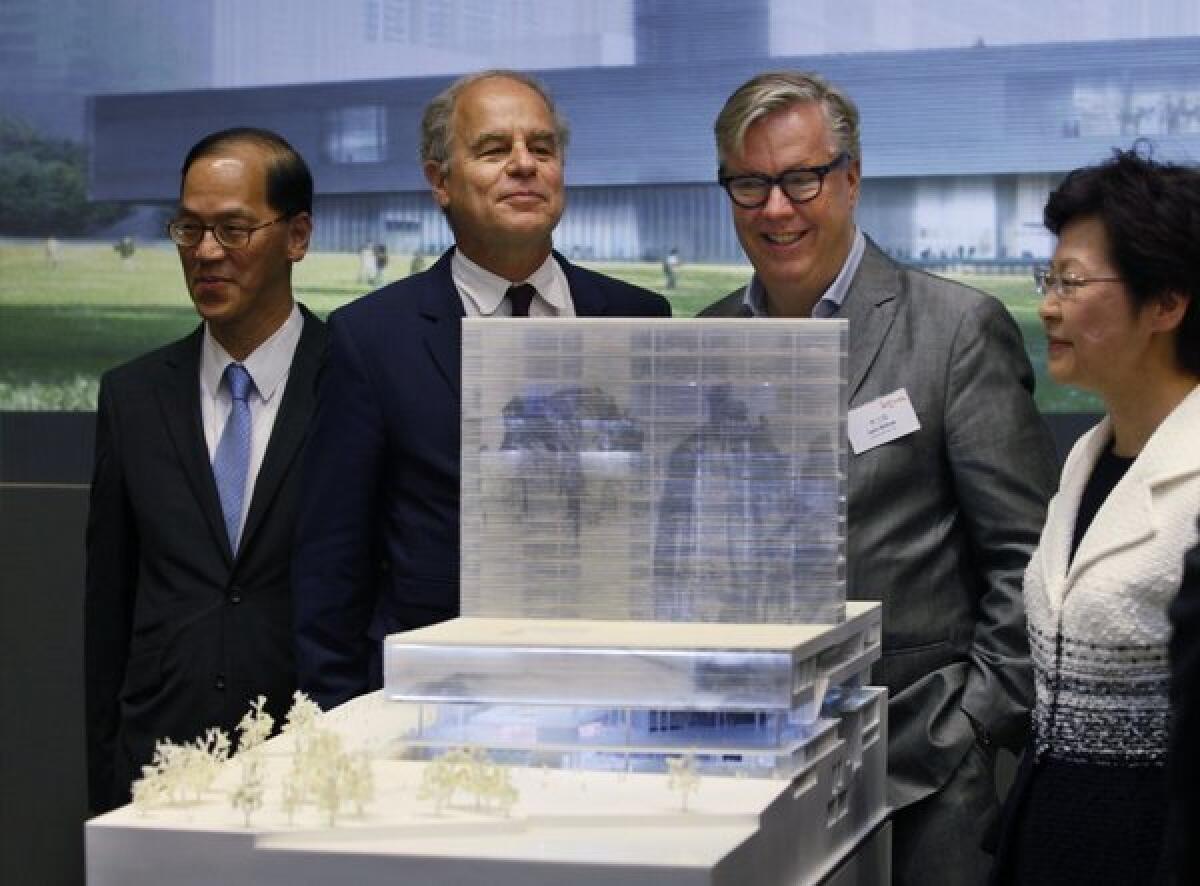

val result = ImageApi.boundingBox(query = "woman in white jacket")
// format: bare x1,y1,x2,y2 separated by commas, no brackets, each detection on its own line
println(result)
993,147,1200,886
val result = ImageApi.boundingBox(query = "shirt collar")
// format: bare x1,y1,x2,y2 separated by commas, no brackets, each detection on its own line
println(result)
200,302,302,403
743,227,866,318
451,248,567,316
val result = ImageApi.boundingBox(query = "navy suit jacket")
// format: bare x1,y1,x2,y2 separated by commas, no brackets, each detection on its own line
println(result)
85,307,326,813
293,249,670,709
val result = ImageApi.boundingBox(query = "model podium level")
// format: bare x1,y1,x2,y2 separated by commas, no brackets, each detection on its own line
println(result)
386,319,884,783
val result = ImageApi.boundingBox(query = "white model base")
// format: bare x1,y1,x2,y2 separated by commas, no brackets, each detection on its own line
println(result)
87,688,888,886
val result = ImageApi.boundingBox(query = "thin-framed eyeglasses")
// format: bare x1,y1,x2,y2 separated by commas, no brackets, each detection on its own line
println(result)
167,215,290,249
718,152,850,209
1033,266,1122,301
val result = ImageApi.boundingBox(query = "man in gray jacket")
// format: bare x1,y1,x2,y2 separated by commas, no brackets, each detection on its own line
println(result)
700,71,1057,886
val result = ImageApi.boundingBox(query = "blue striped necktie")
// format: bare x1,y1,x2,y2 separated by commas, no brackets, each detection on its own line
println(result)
213,363,254,552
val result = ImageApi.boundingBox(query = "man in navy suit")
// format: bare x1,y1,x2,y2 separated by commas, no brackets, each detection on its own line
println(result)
85,129,325,812
293,70,670,710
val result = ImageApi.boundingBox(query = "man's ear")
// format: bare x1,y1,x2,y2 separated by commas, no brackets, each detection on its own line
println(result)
425,161,450,209
1152,290,1191,334
846,156,862,209
286,212,312,263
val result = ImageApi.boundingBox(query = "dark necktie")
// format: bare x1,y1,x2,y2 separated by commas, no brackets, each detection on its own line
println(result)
507,283,537,317
212,363,254,552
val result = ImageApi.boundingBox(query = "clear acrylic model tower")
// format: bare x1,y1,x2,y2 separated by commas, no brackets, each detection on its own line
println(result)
385,318,882,777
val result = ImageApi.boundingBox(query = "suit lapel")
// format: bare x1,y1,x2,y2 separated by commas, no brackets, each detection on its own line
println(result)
841,240,901,402
155,327,234,565
558,252,610,317
238,308,326,557
420,250,465,402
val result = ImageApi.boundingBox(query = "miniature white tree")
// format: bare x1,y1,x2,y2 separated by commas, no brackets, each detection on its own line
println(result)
666,754,701,812
417,755,458,815
179,728,230,802
344,750,375,817
472,756,518,815
237,695,275,754
230,757,265,827
229,695,275,827
280,771,304,825
282,690,322,759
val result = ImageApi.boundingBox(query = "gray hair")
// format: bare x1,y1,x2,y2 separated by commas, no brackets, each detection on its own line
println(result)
714,71,861,169
419,69,571,173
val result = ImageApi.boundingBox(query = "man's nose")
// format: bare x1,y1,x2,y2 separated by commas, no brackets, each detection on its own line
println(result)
194,229,226,259
507,142,536,174
760,183,795,218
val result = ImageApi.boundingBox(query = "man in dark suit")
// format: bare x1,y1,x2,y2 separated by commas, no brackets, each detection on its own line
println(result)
85,128,326,813
293,70,669,711
699,72,1057,886
1169,526,1200,884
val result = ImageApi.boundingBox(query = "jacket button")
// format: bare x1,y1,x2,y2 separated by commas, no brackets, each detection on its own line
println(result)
215,675,226,690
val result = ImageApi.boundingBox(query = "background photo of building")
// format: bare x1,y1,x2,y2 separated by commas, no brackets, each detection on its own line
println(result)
5,4,1200,884
6,0,1200,264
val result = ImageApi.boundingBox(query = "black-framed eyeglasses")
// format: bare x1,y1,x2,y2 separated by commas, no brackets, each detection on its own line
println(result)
718,153,850,209
1033,266,1122,301
166,215,290,249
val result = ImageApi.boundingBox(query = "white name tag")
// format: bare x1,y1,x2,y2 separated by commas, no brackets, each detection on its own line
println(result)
847,388,921,454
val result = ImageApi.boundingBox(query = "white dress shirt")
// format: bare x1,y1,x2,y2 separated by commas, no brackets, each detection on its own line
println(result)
200,303,304,535
451,248,575,317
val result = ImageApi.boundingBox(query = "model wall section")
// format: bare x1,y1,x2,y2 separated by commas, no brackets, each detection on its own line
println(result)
459,318,847,623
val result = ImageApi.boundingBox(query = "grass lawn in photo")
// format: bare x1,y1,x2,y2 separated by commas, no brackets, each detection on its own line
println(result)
0,240,1101,412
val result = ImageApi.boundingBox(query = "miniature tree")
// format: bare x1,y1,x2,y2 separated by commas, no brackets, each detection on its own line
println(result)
237,695,275,754
230,759,265,827
344,750,375,817
417,755,459,815
229,695,275,827
280,772,304,825
666,754,701,812
179,728,230,802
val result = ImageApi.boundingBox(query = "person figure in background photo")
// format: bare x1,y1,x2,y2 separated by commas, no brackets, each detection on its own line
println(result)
358,240,377,284
699,70,1057,886
84,127,326,813
44,235,60,269
409,249,425,276
662,246,680,289
991,148,1200,886
292,69,669,712
373,240,388,282
114,235,136,269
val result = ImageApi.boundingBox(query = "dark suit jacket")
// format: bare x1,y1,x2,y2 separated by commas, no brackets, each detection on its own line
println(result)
1168,525,1200,883
293,249,670,710
84,307,326,813
701,240,1058,809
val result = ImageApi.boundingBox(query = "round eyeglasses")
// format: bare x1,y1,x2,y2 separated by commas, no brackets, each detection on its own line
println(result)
1033,266,1122,301
167,215,288,249
719,153,850,209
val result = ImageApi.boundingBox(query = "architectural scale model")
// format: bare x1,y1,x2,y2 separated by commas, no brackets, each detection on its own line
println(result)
88,319,889,886
386,319,882,780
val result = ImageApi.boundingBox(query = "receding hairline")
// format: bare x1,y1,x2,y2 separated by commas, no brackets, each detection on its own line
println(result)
420,68,570,173
449,74,558,138
182,133,287,185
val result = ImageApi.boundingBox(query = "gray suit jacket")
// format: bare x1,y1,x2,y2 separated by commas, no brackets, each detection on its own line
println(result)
701,240,1057,809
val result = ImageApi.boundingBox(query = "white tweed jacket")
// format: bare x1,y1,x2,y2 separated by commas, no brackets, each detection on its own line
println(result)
1024,385,1200,765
